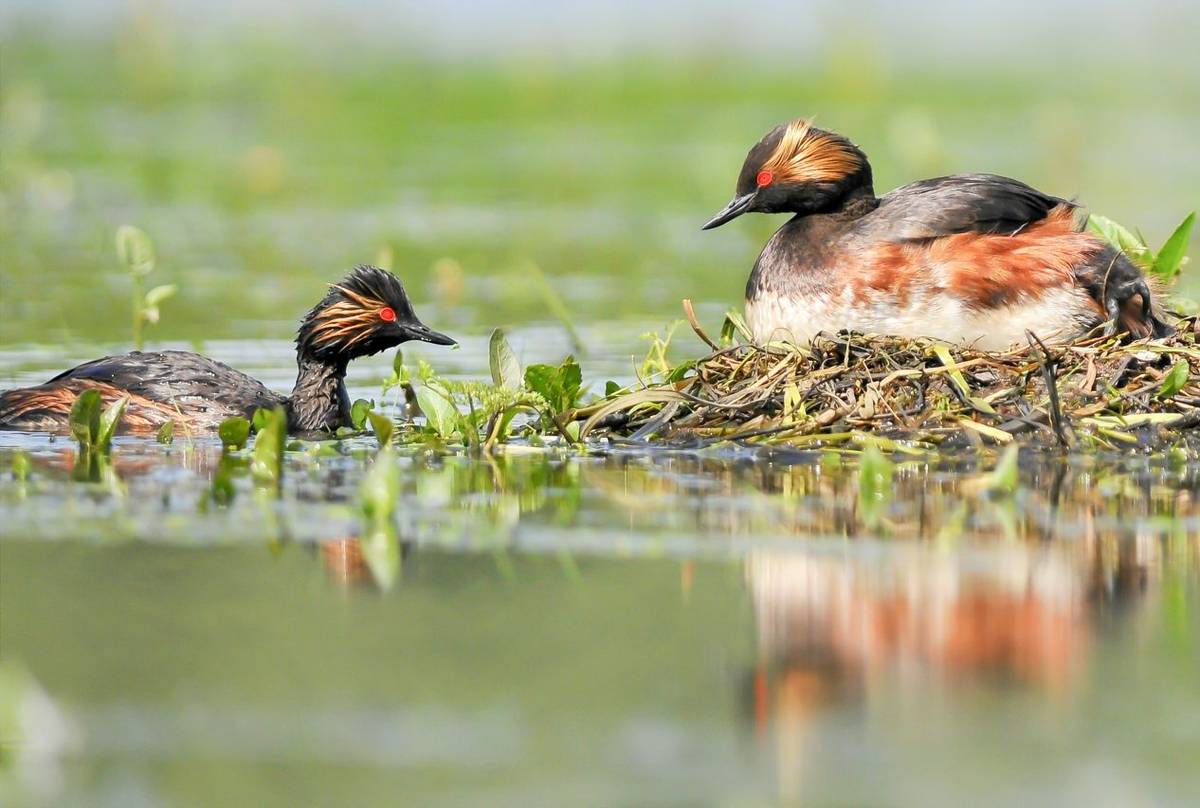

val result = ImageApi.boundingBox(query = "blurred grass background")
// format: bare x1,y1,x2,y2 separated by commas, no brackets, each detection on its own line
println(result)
1,0,1197,346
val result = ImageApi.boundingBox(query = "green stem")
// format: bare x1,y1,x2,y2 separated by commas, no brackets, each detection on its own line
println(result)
131,273,144,350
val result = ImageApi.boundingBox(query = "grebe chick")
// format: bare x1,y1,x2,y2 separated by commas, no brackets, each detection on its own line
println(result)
0,265,455,434
703,119,1172,349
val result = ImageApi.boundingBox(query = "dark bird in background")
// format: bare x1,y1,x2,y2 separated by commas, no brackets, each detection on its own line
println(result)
0,266,455,434
703,119,1172,349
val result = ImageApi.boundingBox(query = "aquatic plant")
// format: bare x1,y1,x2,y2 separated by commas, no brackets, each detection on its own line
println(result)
250,406,287,492
64,389,128,485
1088,211,1194,284
115,225,177,350
358,446,401,589
366,408,394,448
218,416,251,451
68,389,127,455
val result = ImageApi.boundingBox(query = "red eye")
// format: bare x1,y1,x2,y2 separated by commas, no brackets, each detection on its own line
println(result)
379,307,396,322
756,170,774,188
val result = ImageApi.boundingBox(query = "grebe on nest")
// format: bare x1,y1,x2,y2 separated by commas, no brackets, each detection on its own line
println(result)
702,119,1172,349
0,265,455,434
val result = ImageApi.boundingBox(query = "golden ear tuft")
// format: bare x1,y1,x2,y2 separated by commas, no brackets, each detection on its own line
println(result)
761,120,863,184
311,286,387,349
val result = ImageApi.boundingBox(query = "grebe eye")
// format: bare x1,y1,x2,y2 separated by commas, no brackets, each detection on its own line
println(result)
379,307,396,322
756,170,774,188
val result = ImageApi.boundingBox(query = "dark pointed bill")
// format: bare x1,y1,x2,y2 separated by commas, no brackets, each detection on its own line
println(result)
407,323,457,346
701,193,756,230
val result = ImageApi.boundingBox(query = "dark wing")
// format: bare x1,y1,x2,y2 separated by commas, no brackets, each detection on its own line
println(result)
875,174,1074,241
47,350,283,418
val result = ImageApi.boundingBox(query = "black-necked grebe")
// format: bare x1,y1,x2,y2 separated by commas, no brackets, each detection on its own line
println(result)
702,119,1172,349
0,265,455,434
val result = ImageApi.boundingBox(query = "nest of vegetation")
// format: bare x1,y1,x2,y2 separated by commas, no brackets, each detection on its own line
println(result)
576,312,1200,449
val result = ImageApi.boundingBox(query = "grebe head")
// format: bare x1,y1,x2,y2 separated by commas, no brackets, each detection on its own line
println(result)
297,265,456,362
702,119,873,230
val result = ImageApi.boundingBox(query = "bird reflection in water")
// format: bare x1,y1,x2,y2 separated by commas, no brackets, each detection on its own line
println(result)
743,531,1161,799
318,536,414,591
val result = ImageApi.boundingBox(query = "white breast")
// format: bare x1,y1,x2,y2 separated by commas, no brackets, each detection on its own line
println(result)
744,287,1095,350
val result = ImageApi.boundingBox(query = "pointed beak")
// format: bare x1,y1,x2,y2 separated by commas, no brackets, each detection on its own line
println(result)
701,192,756,230
405,322,457,347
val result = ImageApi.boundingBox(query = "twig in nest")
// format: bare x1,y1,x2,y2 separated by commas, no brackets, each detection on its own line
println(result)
1026,330,1074,449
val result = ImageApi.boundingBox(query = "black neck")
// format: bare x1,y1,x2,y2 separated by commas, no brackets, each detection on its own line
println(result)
287,352,350,433
824,175,879,219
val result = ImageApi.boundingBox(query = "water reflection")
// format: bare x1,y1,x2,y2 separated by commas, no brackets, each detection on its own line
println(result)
741,527,1186,800
2,436,1199,549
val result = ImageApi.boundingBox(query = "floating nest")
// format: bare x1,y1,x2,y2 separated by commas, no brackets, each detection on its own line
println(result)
575,310,1200,449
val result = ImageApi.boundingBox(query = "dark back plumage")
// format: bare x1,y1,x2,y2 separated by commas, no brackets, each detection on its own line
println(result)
876,174,1072,241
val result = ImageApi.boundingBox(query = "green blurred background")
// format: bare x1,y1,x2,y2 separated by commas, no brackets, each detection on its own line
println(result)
1,0,1198,347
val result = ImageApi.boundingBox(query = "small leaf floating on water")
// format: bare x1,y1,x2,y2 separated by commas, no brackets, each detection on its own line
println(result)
156,420,175,445
218,416,251,451
350,398,372,431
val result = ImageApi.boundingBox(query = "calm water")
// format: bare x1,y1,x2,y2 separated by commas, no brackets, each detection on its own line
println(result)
2,336,1199,807
3,16,1200,807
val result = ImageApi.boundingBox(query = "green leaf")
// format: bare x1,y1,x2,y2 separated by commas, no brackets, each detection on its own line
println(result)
115,224,155,276
1151,212,1194,283
986,444,1020,496
218,416,251,451
1087,214,1152,269
360,446,400,523
524,363,560,405
11,451,31,482
96,395,129,453
350,399,372,431
68,389,101,450
858,444,893,503
143,283,177,308
359,447,402,590
210,453,238,506
1158,360,1190,399
250,406,287,489
489,328,522,389
666,359,696,383
560,356,582,406
367,410,394,447
416,385,458,438
720,309,753,345
156,421,175,445
857,443,893,530
604,380,621,397
933,344,996,414
251,408,271,432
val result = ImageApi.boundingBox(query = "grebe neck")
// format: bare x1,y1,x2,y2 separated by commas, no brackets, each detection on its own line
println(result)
287,352,351,432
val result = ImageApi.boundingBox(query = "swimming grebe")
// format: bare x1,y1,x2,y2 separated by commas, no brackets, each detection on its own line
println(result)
702,119,1171,349
0,265,455,434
